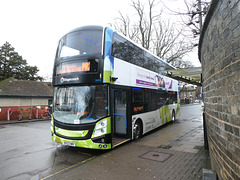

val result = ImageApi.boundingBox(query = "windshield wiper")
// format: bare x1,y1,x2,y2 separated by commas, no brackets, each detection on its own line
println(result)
79,114,88,120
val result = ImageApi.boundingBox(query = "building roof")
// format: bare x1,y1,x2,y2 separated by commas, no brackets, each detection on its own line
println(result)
0,78,53,98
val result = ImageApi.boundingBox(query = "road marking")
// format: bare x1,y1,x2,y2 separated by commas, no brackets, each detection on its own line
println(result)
113,139,131,148
40,156,96,180
78,152,93,156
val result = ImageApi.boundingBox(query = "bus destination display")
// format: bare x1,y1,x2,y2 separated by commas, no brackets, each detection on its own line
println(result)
57,62,91,74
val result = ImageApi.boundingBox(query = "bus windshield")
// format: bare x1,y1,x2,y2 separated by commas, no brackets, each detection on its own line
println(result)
53,85,108,124
57,29,103,59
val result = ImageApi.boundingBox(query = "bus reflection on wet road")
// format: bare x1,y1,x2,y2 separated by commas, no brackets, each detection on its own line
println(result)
0,121,105,180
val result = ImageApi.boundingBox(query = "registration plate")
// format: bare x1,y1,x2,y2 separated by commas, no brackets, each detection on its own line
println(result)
62,140,75,147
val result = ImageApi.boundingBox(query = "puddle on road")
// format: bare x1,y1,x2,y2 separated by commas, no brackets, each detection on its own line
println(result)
52,145,104,167
39,145,106,179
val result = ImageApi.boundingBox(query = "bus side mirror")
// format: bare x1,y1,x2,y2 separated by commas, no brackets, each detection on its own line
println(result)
111,77,118,82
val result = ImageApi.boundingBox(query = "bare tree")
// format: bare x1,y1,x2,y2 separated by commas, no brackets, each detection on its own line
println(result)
185,0,209,36
161,0,210,43
177,0,210,42
153,20,192,65
131,0,161,50
110,11,139,40
110,0,194,68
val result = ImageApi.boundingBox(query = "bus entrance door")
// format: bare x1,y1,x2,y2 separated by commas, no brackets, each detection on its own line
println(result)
111,88,131,148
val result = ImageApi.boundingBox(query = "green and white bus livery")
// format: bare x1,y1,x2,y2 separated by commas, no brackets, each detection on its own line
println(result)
51,25,180,150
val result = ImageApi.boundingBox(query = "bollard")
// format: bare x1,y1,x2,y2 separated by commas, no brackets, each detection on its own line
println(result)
7,108,10,121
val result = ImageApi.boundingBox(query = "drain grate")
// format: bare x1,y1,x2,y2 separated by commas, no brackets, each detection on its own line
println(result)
140,151,172,162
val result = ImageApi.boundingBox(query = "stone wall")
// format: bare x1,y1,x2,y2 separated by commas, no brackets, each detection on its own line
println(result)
199,0,240,179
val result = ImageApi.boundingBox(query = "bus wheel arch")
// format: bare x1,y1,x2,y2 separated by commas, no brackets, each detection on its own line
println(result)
133,119,143,139
172,110,176,121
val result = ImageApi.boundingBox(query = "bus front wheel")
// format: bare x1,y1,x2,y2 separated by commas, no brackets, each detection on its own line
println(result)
134,120,142,139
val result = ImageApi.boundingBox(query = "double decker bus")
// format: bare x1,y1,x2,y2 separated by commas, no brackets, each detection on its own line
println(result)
51,25,180,149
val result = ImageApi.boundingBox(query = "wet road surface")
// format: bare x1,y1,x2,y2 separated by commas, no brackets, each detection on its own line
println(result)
0,121,105,180
0,103,205,180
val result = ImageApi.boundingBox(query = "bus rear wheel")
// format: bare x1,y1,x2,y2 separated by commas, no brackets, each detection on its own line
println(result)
134,120,142,139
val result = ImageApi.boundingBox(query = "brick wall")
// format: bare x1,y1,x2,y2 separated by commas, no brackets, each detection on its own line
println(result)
0,105,49,121
199,0,240,179
0,97,50,120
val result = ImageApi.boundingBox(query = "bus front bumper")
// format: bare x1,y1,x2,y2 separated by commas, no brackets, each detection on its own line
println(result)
51,133,111,150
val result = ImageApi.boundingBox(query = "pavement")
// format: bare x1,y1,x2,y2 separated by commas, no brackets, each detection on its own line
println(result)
0,118,51,125
59,132,211,180
50,104,211,180
1,104,212,180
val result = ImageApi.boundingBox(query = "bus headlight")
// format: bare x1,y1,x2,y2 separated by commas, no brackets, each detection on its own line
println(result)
92,119,107,137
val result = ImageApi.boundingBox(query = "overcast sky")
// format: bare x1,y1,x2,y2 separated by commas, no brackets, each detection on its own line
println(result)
0,0,201,81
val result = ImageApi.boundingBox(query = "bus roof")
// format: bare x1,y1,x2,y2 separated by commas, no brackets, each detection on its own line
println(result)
62,25,175,71
68,25,104,34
